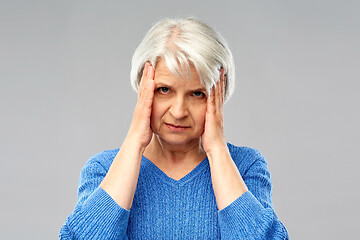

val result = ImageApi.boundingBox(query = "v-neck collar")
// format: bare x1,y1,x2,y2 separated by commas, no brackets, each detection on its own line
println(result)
141,155,209,187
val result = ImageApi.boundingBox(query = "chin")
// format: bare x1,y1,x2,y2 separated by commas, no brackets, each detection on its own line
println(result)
151,124,202,146
156,132,201,146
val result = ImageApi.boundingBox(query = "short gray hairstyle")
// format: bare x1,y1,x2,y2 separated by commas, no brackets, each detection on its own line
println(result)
130,17,235,103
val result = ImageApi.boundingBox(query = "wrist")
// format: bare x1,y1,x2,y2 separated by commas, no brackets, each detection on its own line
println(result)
124,134,146,155
206,143,229,161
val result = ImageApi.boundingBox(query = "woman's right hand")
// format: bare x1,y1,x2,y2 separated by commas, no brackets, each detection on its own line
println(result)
126,62,155,150
99,63,155,210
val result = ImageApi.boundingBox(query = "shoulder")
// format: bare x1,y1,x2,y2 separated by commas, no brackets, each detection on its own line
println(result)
226,142,265,164
81,148,119,173
226,142,268,176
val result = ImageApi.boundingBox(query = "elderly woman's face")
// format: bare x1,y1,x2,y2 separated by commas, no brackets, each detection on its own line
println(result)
151,58,207,146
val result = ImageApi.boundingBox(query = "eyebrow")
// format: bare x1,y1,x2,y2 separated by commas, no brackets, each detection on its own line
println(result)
155,82,207,92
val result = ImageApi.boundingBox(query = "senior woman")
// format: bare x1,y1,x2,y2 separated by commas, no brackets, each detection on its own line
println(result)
59,17,289,239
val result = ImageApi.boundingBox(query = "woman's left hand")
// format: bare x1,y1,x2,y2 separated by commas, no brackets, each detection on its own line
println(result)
201,68,227,155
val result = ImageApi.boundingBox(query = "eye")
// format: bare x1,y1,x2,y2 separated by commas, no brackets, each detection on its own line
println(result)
192,91,206,98
157,87,170,94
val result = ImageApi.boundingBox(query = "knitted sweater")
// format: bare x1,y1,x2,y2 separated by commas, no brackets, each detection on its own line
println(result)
59,142,289,239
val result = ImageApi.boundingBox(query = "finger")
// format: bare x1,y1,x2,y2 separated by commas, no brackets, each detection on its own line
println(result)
142,65,155,109
216,68,225,115
147,64,155,81
139,63,148,89
138,62,149,99
207,84,216,114
220,69,225,107
215,69,222,113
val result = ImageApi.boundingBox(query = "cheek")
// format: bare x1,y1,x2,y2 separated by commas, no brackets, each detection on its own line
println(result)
150,98,166,129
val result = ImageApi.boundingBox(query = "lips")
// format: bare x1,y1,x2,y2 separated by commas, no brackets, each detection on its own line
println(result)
165,123,190,128
165,123,190,131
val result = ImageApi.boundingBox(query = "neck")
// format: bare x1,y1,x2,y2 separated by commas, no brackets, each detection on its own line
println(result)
143,134,206,166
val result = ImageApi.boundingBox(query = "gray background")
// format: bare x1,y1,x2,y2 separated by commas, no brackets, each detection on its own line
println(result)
1,0,359,239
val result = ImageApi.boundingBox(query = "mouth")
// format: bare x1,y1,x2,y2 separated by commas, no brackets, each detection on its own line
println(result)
166,123,189,128
165,123,190,131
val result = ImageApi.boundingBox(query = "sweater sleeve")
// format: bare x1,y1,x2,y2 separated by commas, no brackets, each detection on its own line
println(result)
59,156,130,240
217,150,289,239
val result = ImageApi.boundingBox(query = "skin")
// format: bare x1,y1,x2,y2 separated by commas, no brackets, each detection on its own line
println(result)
100,59,248,211
143,59,208,179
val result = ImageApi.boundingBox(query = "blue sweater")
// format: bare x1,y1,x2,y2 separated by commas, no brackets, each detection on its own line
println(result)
59,143,289,239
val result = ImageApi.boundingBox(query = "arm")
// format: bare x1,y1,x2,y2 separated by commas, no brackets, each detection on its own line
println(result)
214,149,289,239
59,63,155,239
100,62,155,209
203,68,247,210
99,137,144,210
59,158,131,240
207,146,248,210
202,70,288,239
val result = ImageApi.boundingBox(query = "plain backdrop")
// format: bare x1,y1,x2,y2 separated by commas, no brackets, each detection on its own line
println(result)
1,0,359,239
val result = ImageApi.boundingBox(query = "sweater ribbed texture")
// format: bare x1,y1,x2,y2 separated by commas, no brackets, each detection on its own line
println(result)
59,142,289,239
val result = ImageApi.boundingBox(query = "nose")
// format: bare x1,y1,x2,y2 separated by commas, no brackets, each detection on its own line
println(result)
169,96,189,119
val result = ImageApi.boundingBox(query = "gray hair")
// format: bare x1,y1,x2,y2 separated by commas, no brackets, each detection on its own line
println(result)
130,17,235,103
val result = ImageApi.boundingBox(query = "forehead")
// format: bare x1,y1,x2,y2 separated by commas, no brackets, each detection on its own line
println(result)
154,59,203,88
